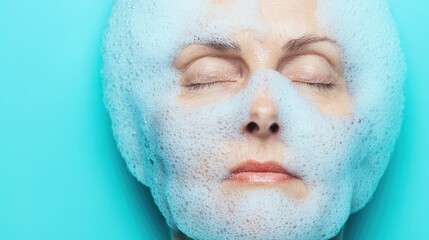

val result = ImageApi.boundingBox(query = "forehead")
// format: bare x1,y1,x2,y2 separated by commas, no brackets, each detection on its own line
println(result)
120,0,332,59
202,0,321,35
210,0,318,21
177,0,324,52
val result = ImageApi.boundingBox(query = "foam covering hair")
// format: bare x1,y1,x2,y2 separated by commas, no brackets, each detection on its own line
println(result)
102,0,405,239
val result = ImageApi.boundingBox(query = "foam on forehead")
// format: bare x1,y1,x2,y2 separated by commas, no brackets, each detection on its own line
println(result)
112,0,264,60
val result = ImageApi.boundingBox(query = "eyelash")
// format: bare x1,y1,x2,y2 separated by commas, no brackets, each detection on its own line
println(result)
297,82,335,91
187,81,335,92
188,81,223,90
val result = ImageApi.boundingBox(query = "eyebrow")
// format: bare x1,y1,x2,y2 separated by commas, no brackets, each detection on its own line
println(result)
283,35,338,51
201,39,241,53
177,34,337,63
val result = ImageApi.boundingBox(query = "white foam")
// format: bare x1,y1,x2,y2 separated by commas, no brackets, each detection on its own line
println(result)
102,0,405,239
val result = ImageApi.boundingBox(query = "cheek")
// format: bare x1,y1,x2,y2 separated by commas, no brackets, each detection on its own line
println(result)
150,102,233,181
288,120,358,184
308,91,353,116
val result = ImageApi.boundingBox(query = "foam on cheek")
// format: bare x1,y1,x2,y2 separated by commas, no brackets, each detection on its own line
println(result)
317,0,405,211
103,0,405,239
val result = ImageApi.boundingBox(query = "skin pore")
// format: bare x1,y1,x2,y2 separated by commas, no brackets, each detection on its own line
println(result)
170,0,351,239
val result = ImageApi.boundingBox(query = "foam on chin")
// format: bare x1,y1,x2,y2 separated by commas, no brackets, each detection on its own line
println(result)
102,0,405,239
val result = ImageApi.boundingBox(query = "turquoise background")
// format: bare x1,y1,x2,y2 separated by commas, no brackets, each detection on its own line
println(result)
0,0,427,239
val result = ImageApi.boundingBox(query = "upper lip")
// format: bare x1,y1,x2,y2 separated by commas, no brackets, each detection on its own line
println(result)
228,160,296,177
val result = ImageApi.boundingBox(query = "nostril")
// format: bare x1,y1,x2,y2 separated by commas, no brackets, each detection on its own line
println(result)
269,123,279,134
246,122,259,133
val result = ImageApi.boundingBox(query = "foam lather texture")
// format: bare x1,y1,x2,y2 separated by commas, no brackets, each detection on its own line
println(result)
102,1,405,239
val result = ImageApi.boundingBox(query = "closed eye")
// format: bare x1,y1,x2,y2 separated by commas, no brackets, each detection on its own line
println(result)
295,82,335,91
187,81,224,90
279,54,341,93
181,56,244,92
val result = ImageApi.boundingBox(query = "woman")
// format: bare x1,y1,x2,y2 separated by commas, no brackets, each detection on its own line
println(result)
103,0,405,239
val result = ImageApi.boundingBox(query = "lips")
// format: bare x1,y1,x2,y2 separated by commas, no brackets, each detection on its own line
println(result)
226,160,296,183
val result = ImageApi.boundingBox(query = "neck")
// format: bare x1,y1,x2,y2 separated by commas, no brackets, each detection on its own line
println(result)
170,229,190,240
171,227,345,240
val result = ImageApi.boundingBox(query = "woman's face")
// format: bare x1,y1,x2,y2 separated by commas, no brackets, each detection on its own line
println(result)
103,0,405,239
172,0,352,201
145,1,356,239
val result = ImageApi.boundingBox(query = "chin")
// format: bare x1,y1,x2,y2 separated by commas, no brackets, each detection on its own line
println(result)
151,171,351,240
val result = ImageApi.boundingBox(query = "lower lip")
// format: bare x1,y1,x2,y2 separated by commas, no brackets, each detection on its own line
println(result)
226,172,293,183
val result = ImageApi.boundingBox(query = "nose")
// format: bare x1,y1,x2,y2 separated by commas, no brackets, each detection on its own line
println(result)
244,93,280,139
